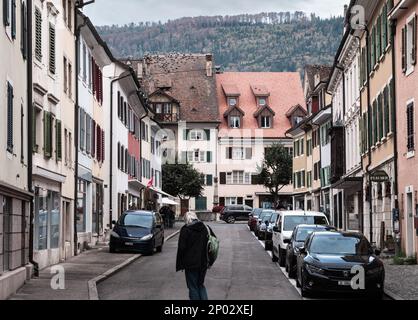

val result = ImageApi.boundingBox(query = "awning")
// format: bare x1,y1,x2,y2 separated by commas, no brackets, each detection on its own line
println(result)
161,198,179,206
331,177,363,191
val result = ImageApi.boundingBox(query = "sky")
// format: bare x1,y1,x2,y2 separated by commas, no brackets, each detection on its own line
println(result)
84,0,349,26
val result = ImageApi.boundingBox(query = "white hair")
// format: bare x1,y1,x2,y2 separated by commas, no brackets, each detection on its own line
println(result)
184,211,199,225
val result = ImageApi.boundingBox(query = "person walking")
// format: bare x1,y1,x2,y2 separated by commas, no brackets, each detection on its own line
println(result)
176,212,210,300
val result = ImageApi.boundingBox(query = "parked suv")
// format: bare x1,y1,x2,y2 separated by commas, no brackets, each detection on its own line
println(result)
272,211,329,266
221,205,253,224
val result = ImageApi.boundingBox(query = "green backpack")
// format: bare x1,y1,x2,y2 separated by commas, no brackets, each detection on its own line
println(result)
205,224,219,268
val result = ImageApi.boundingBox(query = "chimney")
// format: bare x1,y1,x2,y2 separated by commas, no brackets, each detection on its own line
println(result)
206,54,213,77
215,65,223,74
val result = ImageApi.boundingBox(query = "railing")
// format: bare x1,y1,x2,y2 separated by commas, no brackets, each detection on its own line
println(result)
154,113,179,122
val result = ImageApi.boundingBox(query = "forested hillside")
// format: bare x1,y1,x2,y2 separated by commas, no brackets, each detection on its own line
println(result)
97,12,343,72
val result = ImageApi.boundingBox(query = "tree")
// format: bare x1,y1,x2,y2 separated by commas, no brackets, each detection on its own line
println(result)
162,163,204,201
257,143,292,209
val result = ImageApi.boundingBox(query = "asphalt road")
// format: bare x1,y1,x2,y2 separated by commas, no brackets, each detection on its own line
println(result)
97,222,301,300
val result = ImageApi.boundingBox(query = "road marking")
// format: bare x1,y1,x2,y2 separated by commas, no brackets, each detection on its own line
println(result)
248,226,304,298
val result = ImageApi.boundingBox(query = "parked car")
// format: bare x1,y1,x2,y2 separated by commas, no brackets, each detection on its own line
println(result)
109,210,164,255
257,211,274,240
264,212,279,250
254,210,275,237
285,224,335,278
220,205,253,224
296,230,385,299
248,208,264,231
272,211,329,266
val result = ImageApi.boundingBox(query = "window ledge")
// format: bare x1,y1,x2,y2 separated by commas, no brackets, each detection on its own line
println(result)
381,137,388,143
406,67,415,77
407,151,415,159
388,132,394,138
371,146,377,151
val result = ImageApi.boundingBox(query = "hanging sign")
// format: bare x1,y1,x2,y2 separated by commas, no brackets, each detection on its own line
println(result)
370,170,390,183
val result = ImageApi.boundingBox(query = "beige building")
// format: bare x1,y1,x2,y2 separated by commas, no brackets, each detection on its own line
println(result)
0,0,32,300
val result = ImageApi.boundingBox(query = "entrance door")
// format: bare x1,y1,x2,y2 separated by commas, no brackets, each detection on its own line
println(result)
406,193,415,256
61,201,72,261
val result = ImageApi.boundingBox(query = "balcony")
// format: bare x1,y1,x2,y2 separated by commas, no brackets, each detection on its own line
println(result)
154,113,179,123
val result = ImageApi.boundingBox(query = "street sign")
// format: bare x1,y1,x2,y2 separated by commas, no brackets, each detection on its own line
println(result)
370,170,390,182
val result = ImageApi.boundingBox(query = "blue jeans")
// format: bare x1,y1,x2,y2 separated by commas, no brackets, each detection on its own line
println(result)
185,269,208,300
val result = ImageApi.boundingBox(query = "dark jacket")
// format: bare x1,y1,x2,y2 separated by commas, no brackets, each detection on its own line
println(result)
176,220,209,272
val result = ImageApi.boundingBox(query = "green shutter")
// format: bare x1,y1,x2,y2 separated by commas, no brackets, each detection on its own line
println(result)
390,79,395,133
44,112,52,158
382,4,388,50
11,0,16,38
32,106,37,152
7,82,13,152
56,119,62,161
206,175,213,186
373,100,378,145
35,7,42,61
204,129,210,141
378,94,384,140
377,15,381,60
181,151,188,164
3,0,10,26
49,24,56,74
183,129,190,140
206,151,212,163
384,86,390,136
195,197,207,211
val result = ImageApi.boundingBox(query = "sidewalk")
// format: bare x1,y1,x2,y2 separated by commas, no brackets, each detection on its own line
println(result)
383,258,418,300
8,225,181,300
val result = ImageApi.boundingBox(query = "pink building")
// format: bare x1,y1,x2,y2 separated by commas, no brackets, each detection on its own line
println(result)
391,0,418,258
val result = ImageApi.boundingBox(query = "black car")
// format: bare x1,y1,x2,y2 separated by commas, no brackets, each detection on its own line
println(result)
221,205,253,224
109,211,165,255
285,225,335,278
296,231,385,299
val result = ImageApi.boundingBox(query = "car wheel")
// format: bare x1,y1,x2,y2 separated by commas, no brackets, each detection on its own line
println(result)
288,260,296,279
227,216,236,224
156,238,164,253
109,246,116,253
300,273,310,298
278,248,286,267
272,251,279,262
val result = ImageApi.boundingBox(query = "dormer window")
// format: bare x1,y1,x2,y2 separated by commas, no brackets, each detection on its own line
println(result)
228,97,237,107
230,116,241,128
258,97,268,107
261,116,271,128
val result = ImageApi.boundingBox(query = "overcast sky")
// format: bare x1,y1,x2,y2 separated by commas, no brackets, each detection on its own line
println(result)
84,0,349,26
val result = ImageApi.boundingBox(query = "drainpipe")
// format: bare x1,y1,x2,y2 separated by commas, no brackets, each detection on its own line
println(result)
27,0,39,277
390,19,401,255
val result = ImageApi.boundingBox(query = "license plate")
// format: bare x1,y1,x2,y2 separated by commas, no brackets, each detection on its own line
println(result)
338,280,351,286
125,242,134,246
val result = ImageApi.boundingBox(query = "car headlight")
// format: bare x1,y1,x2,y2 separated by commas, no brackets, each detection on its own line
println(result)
305,264,325,275
110,231,120,239
141,234,153,241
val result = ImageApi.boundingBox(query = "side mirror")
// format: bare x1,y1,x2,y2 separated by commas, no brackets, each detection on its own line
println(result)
299,246,306,254
112,220,117,225
265,221,270,225
273,226,279,232
283,239,291,244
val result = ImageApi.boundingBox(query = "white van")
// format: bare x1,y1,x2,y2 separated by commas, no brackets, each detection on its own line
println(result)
272,211,329,266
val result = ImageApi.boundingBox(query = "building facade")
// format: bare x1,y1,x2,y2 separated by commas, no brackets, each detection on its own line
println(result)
217,72,305,209
1,0,32,300
390,0,418,257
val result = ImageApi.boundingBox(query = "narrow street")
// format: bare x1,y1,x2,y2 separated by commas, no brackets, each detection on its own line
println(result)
97,222,301,300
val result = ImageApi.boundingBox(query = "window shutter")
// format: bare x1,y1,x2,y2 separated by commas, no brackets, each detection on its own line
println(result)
3,0,10,26
413,15,417,66
204,129,210,140
181,151,188,164
206,175,213,186
384,86,390,136
21,0,27,58
7,82,13,152
371,27,376,67
44,112,52,158
251,174,259,185
390,79,395,133
183,129,190,140
117,91,121,119
11,0,16,38
56,119,62,161
382,4,388,50
219,172,226,185
101,128,105,162
407,103,414,151
98,68,103,104
402,27,407,72
91,120,96,158
226,147,232,159
378,94,384,140
35,7,42,61
206,151,212,163
237,197,243,205
49,24,56,74
376,15,381,59
219,197,225,207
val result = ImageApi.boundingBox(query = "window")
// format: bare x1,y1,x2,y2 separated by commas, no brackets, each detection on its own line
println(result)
300,138,304,155
43,111,53,158
7,82,13,152
63,57,68,94
67,0,72,29
195,197,207,211
55,119,62,161
228,97,237,107
49,23,56,74
307,171,312,188
230,116,240,128
190,129,203,141
261,116,271,128
82,42,87,82
76,180,87,233
35,7,42,61
402,15,417,74
225,197,237,205
86,114,91,154
258,97,267,106
163,103,172,114
188,150,206,163
79,109,85,151
307,139,312,157
407,102,415,152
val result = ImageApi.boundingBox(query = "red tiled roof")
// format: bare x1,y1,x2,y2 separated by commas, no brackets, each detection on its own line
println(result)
222,84,241,96
251,84,270,96
217,72,305,138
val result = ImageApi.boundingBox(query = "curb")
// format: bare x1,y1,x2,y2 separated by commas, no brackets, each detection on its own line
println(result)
384,289,405,300
88,229,181,300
